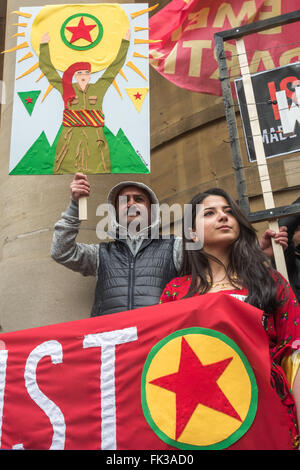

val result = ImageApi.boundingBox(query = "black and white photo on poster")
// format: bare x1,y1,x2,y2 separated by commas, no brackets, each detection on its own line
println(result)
235,62,300,163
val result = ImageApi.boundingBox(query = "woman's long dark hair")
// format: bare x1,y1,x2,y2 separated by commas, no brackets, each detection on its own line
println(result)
180,188,280,315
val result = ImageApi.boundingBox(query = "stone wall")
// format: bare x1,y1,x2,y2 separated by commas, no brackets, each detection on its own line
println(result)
0,0,299,332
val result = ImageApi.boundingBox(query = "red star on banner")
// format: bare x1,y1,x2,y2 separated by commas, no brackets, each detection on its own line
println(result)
150,337,242,440
134,92,142,100
25,96,33,104
66,17,96,44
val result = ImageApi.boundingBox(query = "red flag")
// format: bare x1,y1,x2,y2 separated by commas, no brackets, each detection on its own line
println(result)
0,294,294,450
149,0,300,95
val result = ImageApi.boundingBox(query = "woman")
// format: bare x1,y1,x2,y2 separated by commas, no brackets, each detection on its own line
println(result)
39,31,130,174
160,188,300,449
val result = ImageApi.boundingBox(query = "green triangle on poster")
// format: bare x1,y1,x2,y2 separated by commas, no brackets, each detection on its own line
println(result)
104,127,149,174
10,125,149,175
17,90,41,116
10,126,63,175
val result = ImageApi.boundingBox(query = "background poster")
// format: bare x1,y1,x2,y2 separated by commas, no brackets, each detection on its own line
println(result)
8,4,150,175
235,62,300,163
148,0,300,96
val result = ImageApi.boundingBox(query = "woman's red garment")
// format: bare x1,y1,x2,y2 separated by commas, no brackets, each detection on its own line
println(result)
160,273,300,448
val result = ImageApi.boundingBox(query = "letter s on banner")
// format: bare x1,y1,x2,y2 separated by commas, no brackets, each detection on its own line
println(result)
23,340,66,450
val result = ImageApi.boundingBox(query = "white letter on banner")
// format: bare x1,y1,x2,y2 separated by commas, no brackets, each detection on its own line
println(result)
0,350,8,448
83,327,138,450
182,40,212,77
276,87,300,135
24,340,66,450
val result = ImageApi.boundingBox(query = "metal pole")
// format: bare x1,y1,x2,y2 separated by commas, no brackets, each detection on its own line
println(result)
214,34,249,215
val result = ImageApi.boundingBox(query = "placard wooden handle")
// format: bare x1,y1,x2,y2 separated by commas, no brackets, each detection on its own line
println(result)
236,38,288,281
79,196,88,221
268,220,289,280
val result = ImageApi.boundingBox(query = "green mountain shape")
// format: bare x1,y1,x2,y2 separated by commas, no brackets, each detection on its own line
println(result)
10,127,63,175
10,125,149,175
104,127,149,174
17,91,41,116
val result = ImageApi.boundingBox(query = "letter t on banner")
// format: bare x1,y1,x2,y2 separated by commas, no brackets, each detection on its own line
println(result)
236,38,288,280
83,327,138,450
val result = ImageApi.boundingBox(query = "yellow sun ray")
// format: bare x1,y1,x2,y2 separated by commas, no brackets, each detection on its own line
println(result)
11,32,25,39
41,84,53,103
133,52,149,59
131,4,159,19
112,79,122,98
119,68,128,81
16,62,39,80
11,11,32,18
134,27,149,32
126,61,147,81
36,72,45,82
18,51,33,63
134,39,162,45
12,23,28,28
1,42,29,54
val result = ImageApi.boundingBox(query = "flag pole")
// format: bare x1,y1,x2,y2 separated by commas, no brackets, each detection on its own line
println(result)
235,38,288,280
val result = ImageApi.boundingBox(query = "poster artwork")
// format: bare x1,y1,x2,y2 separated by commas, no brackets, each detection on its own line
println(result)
6,4,151,175
235,62,300,163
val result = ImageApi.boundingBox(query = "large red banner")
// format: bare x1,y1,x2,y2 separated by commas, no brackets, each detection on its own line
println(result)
149,0,300,95
0,294,293,450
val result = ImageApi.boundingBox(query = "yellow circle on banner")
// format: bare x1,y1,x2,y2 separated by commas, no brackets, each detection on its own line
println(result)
30,4,130,72
142,329,257,449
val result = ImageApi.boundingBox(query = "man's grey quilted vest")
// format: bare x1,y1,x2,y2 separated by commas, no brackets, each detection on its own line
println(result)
91,236,178,316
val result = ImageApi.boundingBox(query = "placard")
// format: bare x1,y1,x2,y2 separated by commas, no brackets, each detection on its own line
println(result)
6,4,150,174
235,62,300,162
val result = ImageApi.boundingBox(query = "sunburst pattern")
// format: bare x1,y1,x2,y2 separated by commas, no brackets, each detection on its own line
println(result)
18,51,33,63
35,72,44,83
12,32,25,38
2,42,29,54
130,4,158,19
11,11,32,18
41,84,54,102
16,62,39,80
3,5,155,103
126,61,147,80
12,23,28,27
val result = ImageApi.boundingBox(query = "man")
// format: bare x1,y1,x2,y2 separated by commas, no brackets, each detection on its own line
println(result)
51,173,288,316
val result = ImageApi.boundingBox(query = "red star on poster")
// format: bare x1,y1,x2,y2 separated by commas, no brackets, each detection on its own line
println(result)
66,17,96,44
150,337,242,440
134,92,142,100
25,96,33,104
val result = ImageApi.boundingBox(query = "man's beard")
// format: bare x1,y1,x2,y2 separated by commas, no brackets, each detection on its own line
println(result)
119,208,150,235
